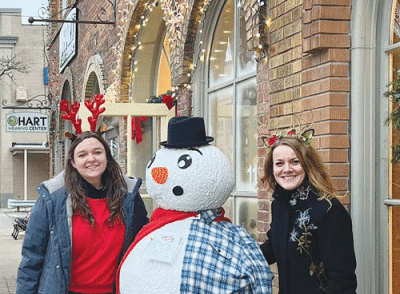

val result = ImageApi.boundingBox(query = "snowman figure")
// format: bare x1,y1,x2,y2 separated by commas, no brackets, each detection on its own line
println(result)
118,116,273,294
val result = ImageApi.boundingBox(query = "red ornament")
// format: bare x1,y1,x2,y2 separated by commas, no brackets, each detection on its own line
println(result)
268,135,278,146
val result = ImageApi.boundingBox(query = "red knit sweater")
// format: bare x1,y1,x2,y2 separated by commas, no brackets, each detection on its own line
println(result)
69,198,125,293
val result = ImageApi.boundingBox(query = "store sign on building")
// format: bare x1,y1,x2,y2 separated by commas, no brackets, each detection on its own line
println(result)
59,8,77,72
6,112,48,132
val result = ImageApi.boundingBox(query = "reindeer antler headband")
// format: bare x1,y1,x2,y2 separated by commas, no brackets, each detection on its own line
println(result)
60,94,107,140
261,128,314,148
258,115,314,148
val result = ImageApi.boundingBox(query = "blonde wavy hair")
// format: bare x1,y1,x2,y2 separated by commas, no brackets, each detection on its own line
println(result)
260,137,338,201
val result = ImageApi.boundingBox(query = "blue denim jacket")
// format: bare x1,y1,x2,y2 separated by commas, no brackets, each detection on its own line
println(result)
16,172,148,294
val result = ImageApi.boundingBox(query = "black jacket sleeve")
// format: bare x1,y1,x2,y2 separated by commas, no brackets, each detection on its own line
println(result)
318,200,357,294
260,229,276,265
131,192,149,238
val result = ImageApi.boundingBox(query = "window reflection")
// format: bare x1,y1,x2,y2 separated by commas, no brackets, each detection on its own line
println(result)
236,79,257,192
393,0,400,44
209,0,234,87
237,6,257,75
209,87,234,164
223,197,234,221
390,2,400,289
390,53,400,199
237,197,258,239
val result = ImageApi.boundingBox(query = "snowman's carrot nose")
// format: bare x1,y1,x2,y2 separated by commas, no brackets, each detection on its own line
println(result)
151,167,168,184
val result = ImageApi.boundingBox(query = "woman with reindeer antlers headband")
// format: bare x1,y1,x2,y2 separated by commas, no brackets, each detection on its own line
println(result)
259,128,357,294
16,94,149,294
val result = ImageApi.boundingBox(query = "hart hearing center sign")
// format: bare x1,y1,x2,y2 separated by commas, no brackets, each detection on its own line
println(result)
6,112,48,132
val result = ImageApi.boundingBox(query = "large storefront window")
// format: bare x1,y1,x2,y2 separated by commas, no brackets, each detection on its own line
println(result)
204,0,258,238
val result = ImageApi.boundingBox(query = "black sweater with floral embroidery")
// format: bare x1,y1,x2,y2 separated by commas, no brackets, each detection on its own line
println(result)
260,181,357,294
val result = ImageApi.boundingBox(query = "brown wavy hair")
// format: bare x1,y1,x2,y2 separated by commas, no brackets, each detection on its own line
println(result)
260,137,337,201
65,132,127,226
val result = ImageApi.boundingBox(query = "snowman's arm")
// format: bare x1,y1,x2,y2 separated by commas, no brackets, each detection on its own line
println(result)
244,240,274,294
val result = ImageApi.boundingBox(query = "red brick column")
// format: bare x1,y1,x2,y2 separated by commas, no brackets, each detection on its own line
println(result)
302,0,351,202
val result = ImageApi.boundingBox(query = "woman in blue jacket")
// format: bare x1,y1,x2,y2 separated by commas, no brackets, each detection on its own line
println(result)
259,132,357,293
16,131,148,294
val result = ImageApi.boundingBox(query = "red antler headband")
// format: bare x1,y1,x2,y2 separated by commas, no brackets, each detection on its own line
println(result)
85,94,106,132
60,94,106,134
60,100,82,134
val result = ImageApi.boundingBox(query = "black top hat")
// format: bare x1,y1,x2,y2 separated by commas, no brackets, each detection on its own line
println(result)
160,116,214,148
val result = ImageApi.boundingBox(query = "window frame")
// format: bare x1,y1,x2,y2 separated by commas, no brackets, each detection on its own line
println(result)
193,0,258,228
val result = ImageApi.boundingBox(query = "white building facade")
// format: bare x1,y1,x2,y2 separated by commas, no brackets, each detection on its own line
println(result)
0,9,49,208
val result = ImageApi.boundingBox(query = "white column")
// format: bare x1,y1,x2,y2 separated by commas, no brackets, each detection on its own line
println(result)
350,1,391,293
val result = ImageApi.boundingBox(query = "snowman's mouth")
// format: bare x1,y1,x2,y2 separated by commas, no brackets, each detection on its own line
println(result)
173,186,184,196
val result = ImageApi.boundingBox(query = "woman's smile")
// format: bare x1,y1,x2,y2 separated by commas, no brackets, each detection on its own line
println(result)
272,145,305,191
72,138,107,189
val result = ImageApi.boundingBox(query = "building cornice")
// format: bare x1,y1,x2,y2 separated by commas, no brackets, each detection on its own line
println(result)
0,36,18,48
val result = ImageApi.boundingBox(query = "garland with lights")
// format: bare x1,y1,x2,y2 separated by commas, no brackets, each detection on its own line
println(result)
384,69,400,163
106,0,271,101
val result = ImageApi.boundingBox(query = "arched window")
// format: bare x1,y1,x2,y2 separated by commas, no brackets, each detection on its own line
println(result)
196,0,258,237
85,72,100,100
129,4,171,215
56,80,73,174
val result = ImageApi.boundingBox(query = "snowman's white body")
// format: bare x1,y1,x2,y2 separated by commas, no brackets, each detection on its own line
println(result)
119,218,194,293
118,144,273,294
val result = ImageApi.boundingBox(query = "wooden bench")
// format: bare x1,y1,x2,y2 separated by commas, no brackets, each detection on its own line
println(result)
7,199,36,212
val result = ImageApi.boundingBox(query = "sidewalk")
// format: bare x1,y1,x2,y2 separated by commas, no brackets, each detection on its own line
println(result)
0,208,28,294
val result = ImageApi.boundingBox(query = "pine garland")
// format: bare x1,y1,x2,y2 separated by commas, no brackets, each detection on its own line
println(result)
384,70,400,163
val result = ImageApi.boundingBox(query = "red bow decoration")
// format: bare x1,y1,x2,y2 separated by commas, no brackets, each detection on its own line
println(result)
268,135,278,146
162,94,177,116
85,94,106,132
132,116,147,144
60,100,83,134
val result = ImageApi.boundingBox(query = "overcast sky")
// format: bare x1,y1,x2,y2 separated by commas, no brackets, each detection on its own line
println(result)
1,0,47,23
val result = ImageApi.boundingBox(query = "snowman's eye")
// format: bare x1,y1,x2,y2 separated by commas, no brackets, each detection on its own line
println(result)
178,154,192,169
147,154,156,168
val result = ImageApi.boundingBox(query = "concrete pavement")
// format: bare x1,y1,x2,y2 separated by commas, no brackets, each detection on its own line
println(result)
0,208,28,294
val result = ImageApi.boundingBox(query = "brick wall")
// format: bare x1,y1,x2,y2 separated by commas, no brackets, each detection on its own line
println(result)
256,0,351,238
48,0,127,102
301,0,351,199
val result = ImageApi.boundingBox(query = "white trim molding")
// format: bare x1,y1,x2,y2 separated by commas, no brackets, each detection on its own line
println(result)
350,1,391,293
83,54,107,101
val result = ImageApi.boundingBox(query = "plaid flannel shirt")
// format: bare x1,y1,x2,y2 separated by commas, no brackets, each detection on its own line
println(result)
180,209,273,293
